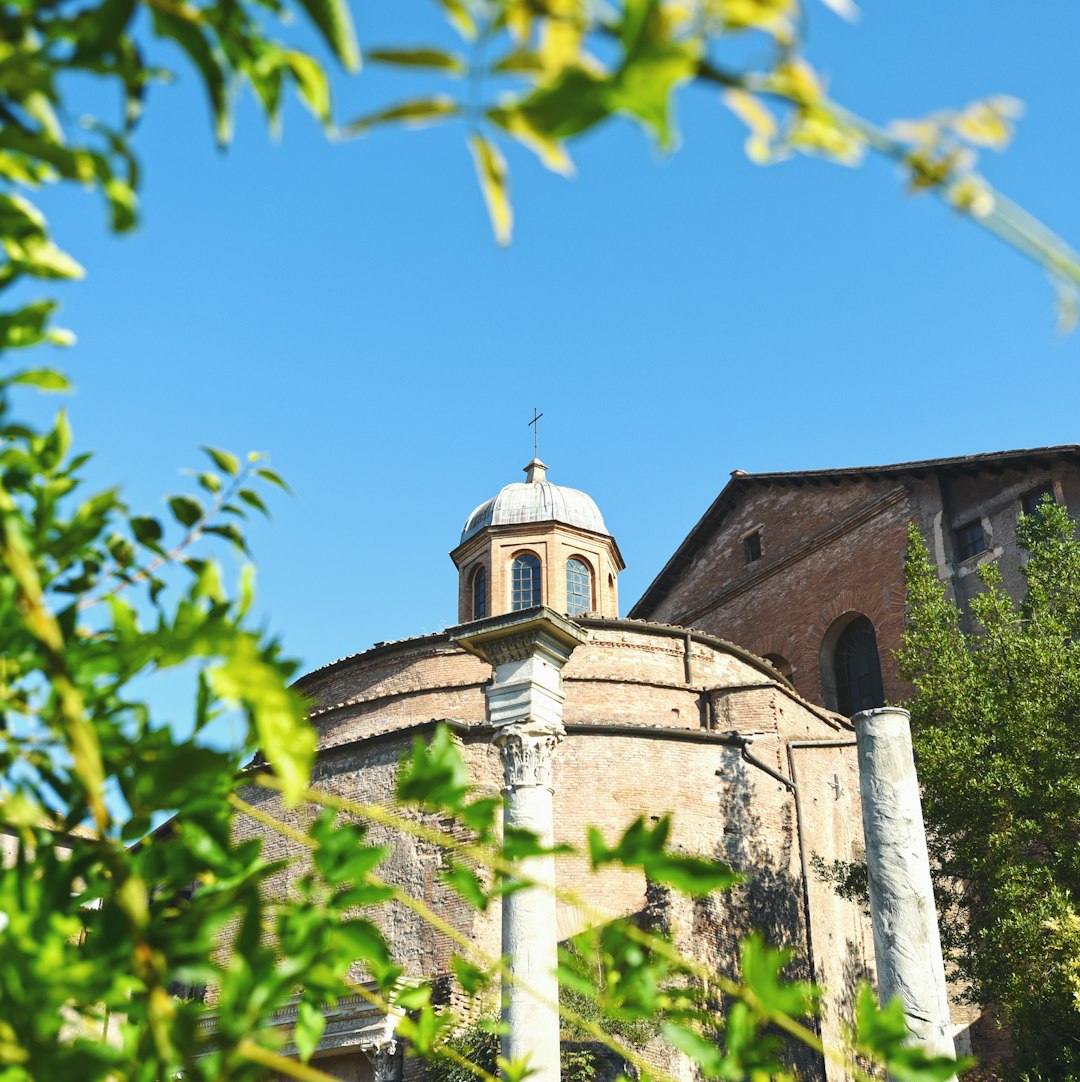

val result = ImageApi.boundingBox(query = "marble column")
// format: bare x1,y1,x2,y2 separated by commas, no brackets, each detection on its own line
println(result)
854,707,955,1063
452,608,588,1082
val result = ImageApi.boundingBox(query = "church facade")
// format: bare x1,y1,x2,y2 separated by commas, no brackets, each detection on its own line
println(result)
235,459,950,1080
630,445,1080,714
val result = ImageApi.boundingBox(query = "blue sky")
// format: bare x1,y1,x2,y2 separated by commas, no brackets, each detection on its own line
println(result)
21,1,1080,713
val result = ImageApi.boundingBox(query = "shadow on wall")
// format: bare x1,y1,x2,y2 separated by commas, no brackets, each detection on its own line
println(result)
686,752,824,1082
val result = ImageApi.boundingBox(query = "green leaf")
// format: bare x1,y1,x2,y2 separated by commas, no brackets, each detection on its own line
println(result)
367,48,466,74
450,954,491,996
588,817,741,894
469,133,512,247
201,446,240,476
460,795,501,836
197,471,221,495
0,303,75,351
256,467,293,494
517,67,613,141
283,51,332,124
397,724,468,809
343,97,460,137
294,999,326,1062
152,10,231,144
204,522,248,552
739,933,817,1019
130,515,163,545
337,919,392,968
393,984,432,1011
104,177,138,233
5,236,86,280
237,488,270,517
432,0,475,38
662,1022,726,1074
487,106,574,176
608,38,700,150
10,369,72,391
293,0,361,72
168,495,204,528
208,636,314,804
441,862,489,910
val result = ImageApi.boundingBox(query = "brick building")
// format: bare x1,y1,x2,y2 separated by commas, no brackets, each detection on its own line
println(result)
238,459,901,1081
629,445,1080,714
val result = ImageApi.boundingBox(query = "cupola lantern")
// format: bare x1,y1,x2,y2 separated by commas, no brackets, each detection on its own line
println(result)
450,461,624,623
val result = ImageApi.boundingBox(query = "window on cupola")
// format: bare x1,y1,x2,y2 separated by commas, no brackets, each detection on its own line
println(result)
511,553,542,610
566,558,592,616
472,566,487,619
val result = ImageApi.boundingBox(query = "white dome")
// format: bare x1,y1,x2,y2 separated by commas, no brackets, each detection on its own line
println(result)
461,460,609,544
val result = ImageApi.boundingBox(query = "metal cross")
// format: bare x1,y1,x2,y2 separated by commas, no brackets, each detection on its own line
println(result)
528,408,543,457
828,773,844,800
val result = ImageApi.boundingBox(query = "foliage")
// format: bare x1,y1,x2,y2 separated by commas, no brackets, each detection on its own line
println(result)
428,1020,500,1082
899,503,1080,1080
354,0,1080,318
2,0,1080,362
559,938,662,1049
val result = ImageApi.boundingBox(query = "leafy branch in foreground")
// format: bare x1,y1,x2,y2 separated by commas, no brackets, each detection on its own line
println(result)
1,0,1078,357
348,0,1080,325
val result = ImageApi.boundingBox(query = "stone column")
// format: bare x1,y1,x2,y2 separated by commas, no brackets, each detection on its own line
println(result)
854,707,955,1061
451,608,588,1082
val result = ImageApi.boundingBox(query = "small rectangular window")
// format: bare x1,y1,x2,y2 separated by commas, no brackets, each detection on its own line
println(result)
955,519,986,561
1021,484,1056,517
744,531,762,564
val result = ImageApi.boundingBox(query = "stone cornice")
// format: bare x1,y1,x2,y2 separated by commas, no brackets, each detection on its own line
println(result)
449,605,589,666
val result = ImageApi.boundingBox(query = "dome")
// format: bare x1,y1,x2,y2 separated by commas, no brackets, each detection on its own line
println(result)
460,459,610,544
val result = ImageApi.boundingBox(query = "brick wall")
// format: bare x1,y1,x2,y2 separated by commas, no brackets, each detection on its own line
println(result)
232,619,883,1080
644,480,913,708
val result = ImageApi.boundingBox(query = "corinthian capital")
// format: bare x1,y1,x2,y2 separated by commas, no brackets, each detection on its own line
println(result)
367,1039,401,1082
495,725,564,789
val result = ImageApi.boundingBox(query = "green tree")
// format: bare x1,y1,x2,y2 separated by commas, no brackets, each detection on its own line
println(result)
899,502,1080,1080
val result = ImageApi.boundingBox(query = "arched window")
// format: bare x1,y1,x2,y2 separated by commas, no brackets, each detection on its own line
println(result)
511,553,542,610
566,558,592,616
471,565,487,620
763,653,793,683
833,616,884,716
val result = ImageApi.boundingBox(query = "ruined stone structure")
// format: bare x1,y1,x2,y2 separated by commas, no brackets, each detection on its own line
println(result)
630,445,1080,713
233,459,915,1081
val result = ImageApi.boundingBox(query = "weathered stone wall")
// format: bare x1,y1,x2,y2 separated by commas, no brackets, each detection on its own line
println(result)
233,619,878,1080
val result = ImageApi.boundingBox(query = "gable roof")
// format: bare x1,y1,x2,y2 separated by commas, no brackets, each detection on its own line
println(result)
629,444,1080,620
